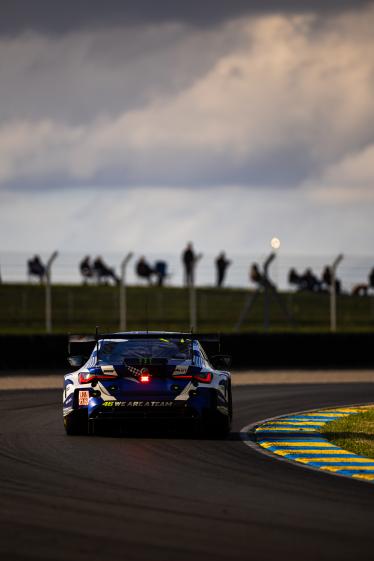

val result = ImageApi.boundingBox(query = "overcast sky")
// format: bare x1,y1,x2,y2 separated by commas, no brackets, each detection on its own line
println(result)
0,1,373,258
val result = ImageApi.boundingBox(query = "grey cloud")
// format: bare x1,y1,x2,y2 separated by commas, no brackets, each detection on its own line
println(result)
0,25,241,124
0,0,372,35
0,6,373,193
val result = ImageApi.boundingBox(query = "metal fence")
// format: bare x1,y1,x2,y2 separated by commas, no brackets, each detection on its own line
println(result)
0,250,373,334
0,250,373,291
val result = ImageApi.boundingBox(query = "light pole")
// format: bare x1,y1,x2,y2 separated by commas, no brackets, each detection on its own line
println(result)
330,254,343,332
119,252,133,331
45,251,58,334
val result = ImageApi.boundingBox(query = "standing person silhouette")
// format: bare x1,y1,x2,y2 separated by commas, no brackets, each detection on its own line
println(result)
182,243,202,287
182,243,194,286
322,265,341,295
215,252,231,287
369,267,374,290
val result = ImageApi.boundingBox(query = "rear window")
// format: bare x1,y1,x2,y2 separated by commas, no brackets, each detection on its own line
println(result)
97,338,192,365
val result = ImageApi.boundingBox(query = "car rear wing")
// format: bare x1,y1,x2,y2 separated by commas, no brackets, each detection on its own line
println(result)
99,332,219,343
68,331,221,358
69,331,220,343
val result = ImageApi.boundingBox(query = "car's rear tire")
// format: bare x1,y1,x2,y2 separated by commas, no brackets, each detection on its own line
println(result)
226,380,233,421
202,414,231,439
64,410,88,435
201,382,232,439
215,414,231,438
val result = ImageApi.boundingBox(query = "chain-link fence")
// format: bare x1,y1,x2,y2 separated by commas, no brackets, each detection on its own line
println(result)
0,250,373,291
0,251,373,333
0,283,373,334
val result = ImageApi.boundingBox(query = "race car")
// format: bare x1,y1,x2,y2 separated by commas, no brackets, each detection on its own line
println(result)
63,331,232,437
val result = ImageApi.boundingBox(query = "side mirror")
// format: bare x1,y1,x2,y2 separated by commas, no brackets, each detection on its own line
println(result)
211,354,232,370
68,355,86,368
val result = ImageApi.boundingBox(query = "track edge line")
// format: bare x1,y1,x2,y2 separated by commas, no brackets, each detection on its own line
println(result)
240,401,374,486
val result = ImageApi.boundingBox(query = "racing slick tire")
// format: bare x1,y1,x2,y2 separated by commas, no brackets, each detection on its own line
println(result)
201,382,232,439
64,410,88,435
201,413,231,439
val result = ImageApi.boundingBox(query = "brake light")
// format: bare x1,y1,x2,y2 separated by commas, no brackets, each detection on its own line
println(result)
194,372,213,383
79,372,117,384
139,368,151,383
172,372,213,383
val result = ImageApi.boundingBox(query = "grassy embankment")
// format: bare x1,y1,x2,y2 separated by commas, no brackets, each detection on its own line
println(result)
0,283,373,334
322,407,374,459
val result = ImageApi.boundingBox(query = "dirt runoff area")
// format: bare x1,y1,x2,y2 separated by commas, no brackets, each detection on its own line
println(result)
0,369,373,390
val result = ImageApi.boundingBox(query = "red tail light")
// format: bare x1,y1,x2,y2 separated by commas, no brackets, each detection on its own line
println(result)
194,372,213,383
172,371,213,384
139,368,151,383
79,372,117,384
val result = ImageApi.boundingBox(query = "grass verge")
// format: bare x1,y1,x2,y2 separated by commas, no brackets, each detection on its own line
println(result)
322,406,374,459
0,283,373,333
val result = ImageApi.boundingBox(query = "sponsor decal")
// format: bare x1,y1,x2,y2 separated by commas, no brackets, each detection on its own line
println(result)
64,395,73,407
102,401,174,408
142,358,152,365
100,365,116,374
78,390,90,406
126,365,143,377
174,364,189,376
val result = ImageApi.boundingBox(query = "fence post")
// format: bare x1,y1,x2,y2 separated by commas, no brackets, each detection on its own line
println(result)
189,254,202,331
45,251,58,334
119,252,133,331
330,254,343,332
189,284,197,332
263,252,276,330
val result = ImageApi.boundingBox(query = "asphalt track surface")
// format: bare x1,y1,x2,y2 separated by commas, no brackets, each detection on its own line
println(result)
1,383,374,561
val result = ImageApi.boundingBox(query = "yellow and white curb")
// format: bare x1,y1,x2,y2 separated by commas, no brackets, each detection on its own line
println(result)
241,405,374,483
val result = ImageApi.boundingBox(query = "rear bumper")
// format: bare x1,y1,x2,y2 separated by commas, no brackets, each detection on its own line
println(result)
87,387,229,424
89,403,199,422
64,387,230,427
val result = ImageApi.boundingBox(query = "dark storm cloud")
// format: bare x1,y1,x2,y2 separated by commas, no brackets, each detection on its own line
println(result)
0,1,373,193
0,0,371,34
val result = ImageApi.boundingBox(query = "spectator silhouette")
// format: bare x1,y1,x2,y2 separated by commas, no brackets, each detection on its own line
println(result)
182,243,194,286
154,260,168,287
250,263,275,290
322,266,341,294
28,255,46,284
215,252,231,287
352,283,368,296
369,268,374,290
79,256,94,284
182,243,202,286
352,267,374,296
93,256,119,285
288,268,302,289
289,267,323,292
302,268,322,292
136,256,154,285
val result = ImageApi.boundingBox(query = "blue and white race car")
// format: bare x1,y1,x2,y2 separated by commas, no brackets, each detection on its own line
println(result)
63,331,232,437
